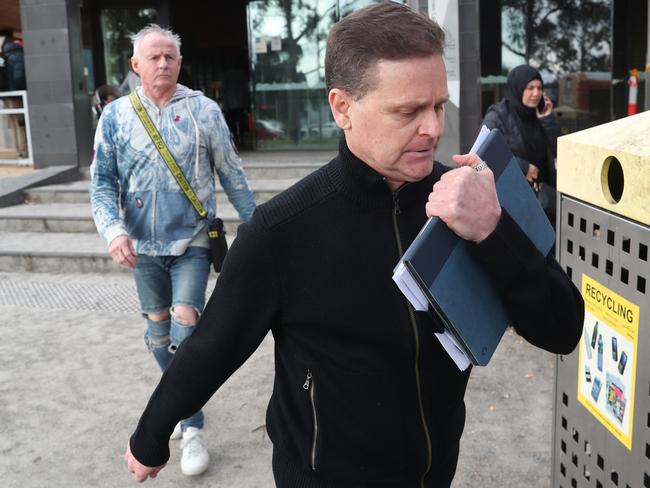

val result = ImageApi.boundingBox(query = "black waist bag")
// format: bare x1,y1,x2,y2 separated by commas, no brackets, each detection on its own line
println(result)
207,218,228,272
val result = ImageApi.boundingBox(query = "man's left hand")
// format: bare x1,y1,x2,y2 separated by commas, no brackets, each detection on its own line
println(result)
425,153,501,243
125,442,165,482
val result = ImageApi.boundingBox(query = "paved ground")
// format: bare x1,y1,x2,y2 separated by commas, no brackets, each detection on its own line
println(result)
0,165,34,178
0,269,560,488
0,143,558,488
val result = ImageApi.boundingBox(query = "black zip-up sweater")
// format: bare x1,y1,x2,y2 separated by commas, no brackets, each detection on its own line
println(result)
130,138,584,487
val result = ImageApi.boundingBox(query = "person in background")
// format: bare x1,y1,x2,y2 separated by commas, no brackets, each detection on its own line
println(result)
482,64,561,223
2,35,25,91
91,84,121,128
124,5,583,487
90,24,255,478
1,33,27,158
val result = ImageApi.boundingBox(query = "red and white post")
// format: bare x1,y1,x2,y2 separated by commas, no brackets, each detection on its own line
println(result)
627,69,639,116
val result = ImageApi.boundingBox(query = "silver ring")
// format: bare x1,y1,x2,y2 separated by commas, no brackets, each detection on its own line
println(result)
473,161,488,172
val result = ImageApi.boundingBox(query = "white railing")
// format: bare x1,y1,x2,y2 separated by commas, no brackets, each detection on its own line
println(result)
0,90,33,166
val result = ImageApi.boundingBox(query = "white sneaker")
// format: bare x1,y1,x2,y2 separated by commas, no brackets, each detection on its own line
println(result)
180,427,209,476
170,422,182,440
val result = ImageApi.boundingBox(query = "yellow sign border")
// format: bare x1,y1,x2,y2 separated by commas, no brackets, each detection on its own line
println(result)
577,274,639,450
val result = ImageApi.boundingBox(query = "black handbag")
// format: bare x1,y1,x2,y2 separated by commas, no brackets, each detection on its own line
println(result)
207,218,228,273
535,182,557,224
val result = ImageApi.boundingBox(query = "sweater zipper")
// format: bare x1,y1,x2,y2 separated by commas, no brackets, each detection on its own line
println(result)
391,189,432,487
303,369,318,471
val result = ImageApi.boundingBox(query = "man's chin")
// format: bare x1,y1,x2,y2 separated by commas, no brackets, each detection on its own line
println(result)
399,164,434,185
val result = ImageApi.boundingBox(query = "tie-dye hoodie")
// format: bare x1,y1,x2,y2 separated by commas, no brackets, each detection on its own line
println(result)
90,84,255,256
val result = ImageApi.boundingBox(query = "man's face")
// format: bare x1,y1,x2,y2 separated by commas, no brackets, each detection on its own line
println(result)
131,33,182,92
343,55,448,190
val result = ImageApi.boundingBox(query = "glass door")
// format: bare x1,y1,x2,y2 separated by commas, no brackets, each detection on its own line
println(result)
247,0,339,149
100,8,158,89
246,0,405,150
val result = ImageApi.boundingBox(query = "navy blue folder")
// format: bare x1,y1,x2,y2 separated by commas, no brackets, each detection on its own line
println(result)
400,129,555,366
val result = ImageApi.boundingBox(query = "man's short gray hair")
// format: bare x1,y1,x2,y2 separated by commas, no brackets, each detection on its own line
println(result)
131,24,182,58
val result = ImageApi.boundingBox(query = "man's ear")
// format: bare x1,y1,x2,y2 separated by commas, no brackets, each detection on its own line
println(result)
328,88,352,130
130,57,139,75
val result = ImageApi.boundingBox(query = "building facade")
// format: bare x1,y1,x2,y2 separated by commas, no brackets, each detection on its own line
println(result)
0,0,648,169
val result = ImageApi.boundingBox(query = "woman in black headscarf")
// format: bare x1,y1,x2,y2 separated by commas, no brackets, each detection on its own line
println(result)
482,65,560,221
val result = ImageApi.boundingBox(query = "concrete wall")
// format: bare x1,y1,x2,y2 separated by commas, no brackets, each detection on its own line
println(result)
20,0,92,169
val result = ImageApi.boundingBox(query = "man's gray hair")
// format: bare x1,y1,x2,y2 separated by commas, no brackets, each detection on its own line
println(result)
131,24,182,58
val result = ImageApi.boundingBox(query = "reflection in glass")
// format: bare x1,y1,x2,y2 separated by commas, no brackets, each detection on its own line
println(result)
100,8,157,89
248,0,337,149
247,0,404,149
501,0,611,75
499,0,612,134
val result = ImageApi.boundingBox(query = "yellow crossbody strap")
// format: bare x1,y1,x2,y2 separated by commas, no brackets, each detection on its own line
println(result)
129,91,207,218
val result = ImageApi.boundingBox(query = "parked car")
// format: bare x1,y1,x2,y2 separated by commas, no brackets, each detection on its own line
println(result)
254,119,285,140
299,121,340,139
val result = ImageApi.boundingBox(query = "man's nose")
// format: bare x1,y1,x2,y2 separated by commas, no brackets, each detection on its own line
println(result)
418,108,442,137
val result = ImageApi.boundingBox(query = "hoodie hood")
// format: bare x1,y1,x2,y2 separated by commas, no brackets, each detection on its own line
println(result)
134,84,203,108
170,84,203,102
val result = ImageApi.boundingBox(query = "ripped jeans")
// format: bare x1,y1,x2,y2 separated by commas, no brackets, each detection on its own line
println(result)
133,246,211,432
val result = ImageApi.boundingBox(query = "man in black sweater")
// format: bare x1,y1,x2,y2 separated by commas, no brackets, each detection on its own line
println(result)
125,3,584,486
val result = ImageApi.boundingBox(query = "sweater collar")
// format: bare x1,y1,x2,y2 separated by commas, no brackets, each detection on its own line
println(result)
326,135,436,211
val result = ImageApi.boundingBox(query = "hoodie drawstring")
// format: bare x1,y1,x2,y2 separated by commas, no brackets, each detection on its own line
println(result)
185,96,200,181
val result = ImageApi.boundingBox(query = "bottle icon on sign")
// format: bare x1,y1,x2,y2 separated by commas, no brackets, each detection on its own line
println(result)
591,322,599,349
597,335,603,371
584,327,593,360
611,337,618,362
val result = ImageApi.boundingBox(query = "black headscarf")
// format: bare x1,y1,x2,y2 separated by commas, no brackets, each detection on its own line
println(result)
505,65,543,122
504,65,548,169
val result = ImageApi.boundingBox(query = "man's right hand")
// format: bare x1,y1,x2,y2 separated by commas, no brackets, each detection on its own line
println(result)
125,442,165,482
108,235,137,268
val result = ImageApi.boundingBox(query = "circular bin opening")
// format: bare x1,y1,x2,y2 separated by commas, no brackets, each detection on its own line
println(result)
601,156,624,204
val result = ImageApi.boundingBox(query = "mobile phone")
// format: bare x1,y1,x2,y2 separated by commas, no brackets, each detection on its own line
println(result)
537,96,547,112
612,337,618,362
591,377,602,402
585,365,591,383
618,351,628,374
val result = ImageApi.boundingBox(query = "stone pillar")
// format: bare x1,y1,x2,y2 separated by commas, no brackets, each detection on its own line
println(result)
410,0,481,157
20,0,92,169
458,0,481,153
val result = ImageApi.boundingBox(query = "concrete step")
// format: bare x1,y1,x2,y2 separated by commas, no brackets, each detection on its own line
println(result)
240,162,323,179
0,202,244,234
2,153,324,274
0,231,235,273
78,160,325,181
24,178,300,205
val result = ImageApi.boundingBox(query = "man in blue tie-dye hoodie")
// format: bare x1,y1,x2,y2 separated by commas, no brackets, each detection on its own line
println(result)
89,24,255,478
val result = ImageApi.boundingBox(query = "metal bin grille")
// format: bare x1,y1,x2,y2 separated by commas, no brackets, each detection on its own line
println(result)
553,194,650,488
